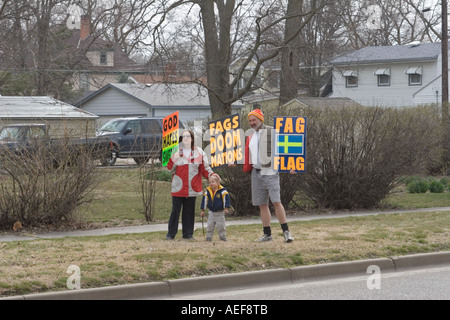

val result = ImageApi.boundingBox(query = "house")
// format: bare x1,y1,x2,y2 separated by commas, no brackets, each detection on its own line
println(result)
68,16,146,94
0,96,98,138
282,97,363,110
329,42,447,107
231,53,333,111
74,83,244,126
229,56,281,94
240,91,280,111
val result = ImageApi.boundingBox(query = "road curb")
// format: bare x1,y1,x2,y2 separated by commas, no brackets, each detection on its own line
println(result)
391,251,450,270
168,268,292,297
4,251,450,300
289,257,396,282
9,282,170,301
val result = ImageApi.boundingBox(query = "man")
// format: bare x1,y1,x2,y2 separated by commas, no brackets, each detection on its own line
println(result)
244,109,294,243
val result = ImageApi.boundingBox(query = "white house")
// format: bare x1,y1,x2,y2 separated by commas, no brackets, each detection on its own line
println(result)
329,42,448,107
75,83,244,126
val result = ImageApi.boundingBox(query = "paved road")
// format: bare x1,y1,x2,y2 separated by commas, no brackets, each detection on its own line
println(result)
167,264,450,300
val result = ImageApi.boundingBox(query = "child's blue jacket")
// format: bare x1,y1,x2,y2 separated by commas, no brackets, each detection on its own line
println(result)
200,186,231,212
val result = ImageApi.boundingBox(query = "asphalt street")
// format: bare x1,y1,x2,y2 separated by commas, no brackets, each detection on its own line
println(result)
167,264,450,300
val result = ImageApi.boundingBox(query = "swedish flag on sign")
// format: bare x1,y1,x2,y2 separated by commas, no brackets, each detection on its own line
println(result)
275,134,304,155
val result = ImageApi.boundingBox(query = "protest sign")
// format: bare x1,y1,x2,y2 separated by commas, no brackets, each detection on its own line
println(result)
208,114,244,169
273,116,307,173
162,111,180,167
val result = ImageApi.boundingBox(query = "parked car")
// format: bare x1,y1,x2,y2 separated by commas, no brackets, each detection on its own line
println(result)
96,117,184,166
0,123,113,166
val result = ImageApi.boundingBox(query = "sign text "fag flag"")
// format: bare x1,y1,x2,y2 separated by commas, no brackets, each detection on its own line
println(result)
273,117,307,173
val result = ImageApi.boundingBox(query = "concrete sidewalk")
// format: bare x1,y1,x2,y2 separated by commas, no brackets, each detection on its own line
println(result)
1,206,450,242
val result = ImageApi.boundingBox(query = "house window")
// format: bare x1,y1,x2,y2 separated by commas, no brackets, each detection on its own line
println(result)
374,67,391,86
378,75,390,86
80,73,90,91
100,52,108,65
343,70,358,88
346,76,358,87
406,66,422,86
409,74,422,86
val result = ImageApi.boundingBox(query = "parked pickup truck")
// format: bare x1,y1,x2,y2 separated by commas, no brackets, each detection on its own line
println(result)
96,117,184,166
0,124,113,166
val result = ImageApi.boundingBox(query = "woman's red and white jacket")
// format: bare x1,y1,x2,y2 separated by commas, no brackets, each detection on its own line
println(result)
168,147,214,197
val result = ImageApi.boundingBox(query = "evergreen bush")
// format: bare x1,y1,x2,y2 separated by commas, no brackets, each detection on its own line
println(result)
428,179,445,193
407,179,429,193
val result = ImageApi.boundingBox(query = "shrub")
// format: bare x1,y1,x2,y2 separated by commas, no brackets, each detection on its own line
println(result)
215,166,258,216
428,179,445,193
283,105,441,209
0,139,101,230
302,106,442,208
209,105,442,211
156,169,172,182
440,177,449,188
407,179,429,193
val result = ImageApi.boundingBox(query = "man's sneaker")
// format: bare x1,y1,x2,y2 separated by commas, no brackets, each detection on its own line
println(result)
283,230,294,243
257,234,273,242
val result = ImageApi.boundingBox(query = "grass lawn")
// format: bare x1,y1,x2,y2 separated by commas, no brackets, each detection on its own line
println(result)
384,192,450,209
0,167,449,297
81,168,450,227
0,210,448,297
78,168,174,226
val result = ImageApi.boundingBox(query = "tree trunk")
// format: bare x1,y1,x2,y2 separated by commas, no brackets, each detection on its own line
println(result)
279,0,303,107
199,0,234,119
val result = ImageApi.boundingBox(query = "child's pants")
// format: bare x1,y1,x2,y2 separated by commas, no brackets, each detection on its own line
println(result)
206,210,226,240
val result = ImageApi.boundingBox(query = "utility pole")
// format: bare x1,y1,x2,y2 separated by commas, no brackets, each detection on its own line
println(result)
442,0,450,168
443,0,448,105
423,2,450,169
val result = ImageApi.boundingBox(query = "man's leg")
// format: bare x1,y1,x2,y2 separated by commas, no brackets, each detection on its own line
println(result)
259,204,271,227
273,202,287,224
258,204,273,241
273,201,293,243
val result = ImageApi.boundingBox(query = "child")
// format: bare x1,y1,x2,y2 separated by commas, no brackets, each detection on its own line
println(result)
200,174,231,241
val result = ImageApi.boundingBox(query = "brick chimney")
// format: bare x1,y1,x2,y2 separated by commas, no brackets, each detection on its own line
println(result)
80,15,91,41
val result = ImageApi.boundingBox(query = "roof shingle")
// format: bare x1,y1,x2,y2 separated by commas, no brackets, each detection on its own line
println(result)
332,42,443,65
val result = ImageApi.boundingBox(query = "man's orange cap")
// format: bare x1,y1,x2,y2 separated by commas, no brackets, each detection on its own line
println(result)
248,109,264,122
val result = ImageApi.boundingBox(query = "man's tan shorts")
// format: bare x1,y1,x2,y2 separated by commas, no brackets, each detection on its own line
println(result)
251,168,281,206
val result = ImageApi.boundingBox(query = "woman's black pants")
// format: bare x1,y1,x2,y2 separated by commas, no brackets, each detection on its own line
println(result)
167,196,197,239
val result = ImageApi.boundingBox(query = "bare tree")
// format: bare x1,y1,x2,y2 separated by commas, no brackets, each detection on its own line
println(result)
150,0,327,119
333,0,440,50
279,0,303,105
86,0,156,56
0,0,156,99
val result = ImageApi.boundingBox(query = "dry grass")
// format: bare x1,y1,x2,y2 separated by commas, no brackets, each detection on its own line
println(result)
0,210,449,297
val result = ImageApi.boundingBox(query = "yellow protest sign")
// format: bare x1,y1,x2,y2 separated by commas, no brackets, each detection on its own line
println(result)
273,117,307,172
208,114,244,168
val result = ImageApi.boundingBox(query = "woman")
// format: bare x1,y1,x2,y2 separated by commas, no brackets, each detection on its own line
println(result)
166,129,215,240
